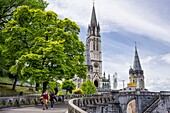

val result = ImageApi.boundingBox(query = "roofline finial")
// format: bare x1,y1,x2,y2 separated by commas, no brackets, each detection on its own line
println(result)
93,0,95,6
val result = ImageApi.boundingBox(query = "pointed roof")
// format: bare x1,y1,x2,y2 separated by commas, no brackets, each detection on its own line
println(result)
133,45,142,71
90,4,97,27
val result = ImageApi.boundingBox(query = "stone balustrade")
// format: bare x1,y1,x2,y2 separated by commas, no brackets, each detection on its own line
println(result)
64,94,103,100
0,94,64,109
68,95,121,113
68,98,87,113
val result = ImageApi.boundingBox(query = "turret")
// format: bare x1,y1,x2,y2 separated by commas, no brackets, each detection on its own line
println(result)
127,44,145,89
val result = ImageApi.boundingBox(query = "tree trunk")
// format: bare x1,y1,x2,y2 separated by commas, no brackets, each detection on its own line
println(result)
42,82,48,93
54,87,58,95
35,83,39,91
12,75,18,90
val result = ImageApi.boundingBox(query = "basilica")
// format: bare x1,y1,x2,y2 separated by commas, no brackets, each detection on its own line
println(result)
71,3,170,113
73,3,149,93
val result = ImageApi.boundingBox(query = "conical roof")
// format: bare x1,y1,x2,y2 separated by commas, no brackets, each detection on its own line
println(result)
90,5,97,27
133,46,142,71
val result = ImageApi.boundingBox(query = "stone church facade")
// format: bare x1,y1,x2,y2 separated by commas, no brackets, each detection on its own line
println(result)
73,4,112,92
84,5,110,90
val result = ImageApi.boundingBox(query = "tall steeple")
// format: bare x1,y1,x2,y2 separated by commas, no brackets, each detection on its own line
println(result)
88,3,100,36
133,45,142,71
91,4,97,27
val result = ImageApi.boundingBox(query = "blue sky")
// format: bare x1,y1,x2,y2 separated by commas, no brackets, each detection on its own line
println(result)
45,0,170,92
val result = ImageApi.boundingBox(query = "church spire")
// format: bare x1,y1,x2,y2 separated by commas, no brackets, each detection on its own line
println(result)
133,44,142,71
91,4,97,27
88,2,100,36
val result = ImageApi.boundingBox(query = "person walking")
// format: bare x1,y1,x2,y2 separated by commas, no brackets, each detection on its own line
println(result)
50,91,55,109
42,89,48,110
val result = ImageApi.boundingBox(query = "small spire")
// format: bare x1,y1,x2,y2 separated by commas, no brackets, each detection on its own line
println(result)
133,44,142,71
103,71,105,78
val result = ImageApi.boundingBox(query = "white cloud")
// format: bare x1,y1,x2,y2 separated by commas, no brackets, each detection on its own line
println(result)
161,53,170,64
45,0,170,43
141,56,153,64
44,0,170,92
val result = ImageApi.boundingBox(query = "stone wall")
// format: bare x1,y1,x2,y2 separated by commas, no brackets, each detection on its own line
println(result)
68,94,122,113
0,94,64,109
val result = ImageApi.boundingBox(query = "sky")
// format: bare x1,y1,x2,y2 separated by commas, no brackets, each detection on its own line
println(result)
45,0,170,92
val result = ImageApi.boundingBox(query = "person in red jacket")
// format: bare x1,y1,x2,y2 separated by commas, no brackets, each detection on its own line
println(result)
42,89,48,110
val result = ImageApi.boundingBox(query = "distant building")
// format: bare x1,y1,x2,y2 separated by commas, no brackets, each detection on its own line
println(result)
121,45,147,92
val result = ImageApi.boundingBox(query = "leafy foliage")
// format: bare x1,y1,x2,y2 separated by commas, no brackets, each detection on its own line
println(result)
47,81,60,93
2,6,86,90
72,88,83,94
61,80,76,94
81,79,96,94
0,0,48,29
57,91,67,96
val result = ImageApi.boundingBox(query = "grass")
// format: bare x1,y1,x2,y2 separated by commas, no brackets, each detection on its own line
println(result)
0,76,37,92
0,77,39,96
0,77,13,84
0,84,30,92
0,84,40,97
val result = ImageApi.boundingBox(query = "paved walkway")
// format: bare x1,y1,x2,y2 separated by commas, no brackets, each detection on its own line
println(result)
0,102,68,113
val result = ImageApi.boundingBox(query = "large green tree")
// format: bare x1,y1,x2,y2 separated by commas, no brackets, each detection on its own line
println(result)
2,6,86,90
81,79,96,94
61,80,76,94
0,0,48,78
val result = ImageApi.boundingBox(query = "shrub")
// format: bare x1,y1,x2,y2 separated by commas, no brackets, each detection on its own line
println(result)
72,88,83,94
57,91,67,96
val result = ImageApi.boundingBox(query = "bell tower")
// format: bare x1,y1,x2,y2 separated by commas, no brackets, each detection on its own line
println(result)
128,45,145,89
85,3,102,88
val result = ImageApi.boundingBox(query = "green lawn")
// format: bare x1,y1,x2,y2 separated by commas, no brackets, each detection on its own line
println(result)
0,77,38,96
0,77,13,84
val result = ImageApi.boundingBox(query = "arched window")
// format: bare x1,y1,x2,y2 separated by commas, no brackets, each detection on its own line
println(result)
93,38,95,50
97,38,98,51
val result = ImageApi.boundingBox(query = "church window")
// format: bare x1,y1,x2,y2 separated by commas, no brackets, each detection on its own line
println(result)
88,75,90,79
93,38,95,50
97,38,98,51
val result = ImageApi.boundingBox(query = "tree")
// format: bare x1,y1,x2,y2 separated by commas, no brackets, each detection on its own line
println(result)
0,0,48,85
81,79,96,94
0,0,48,29
61,80,76,94
2,6,86,90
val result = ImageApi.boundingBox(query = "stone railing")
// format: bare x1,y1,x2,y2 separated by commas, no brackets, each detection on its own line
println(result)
118,91,160,96
64,94,103,100
68,98,87,113
68,95,119,113
142,97,160,113
0,94,64,109
160,91,170,96
0,95,40,109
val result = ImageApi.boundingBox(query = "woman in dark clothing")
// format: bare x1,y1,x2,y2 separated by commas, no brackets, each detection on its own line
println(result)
50,91,55,109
